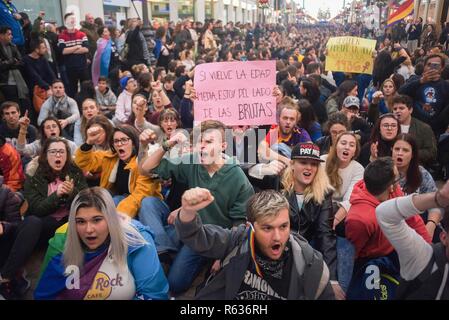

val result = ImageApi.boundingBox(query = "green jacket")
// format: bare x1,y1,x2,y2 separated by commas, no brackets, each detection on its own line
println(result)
409,117,437,166
153,153,254,228
23,163,88,217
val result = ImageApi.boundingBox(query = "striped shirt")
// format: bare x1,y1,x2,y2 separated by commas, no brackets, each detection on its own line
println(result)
57,29,89,69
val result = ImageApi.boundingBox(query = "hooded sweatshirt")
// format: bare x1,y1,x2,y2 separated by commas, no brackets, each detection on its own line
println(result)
345,180,431,260
153,153,255,228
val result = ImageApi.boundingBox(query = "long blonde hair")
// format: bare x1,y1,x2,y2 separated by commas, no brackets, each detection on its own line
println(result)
282,160,334,205
64,187,147,272
325,132,360,193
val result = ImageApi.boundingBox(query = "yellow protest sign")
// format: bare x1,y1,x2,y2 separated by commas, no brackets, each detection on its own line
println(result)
325,37,376,75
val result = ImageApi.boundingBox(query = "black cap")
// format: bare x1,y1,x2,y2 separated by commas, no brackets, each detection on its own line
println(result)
291,142,324,162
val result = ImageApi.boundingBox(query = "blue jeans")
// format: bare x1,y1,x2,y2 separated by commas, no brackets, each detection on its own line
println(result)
337,236,355,293
113,195,126,207
138,197,180,253
113,195,179,253
168,244,209,295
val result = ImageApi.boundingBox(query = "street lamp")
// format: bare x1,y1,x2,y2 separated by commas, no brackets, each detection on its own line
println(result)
376,0,388,29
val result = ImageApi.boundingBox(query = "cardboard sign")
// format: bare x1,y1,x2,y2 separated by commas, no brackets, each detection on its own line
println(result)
325,36,376,74
194,60,276,126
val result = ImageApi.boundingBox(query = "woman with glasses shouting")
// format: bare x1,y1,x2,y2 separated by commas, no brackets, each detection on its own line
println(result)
74,125,163,227
358,113,401,167
22,137,87,256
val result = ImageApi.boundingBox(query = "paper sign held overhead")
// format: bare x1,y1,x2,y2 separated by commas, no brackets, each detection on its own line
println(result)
325,36,376,75
194,60,276,126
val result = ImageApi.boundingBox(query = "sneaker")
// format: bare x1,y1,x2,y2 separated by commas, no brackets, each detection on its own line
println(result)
0,281,18,300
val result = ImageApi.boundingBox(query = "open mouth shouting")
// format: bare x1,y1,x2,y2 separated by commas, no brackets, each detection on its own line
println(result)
340,150,351,161
50,158,65,171
83,235,101,250
395,156,403,165
85,235,97,244
301,171,313,183
53,159,62,168
117,148,128,160
269,243,283,259
200,151,209,163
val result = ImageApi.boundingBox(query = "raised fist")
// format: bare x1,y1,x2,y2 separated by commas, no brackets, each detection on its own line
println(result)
181,187,215,213
139,129,157,147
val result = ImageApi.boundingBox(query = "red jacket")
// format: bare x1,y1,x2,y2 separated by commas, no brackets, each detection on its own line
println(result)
346,180,431,259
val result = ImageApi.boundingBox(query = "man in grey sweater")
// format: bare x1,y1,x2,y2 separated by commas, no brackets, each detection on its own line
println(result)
37,79,79,139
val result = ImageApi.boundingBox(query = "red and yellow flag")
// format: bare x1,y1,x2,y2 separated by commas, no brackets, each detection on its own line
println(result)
387,0,414,26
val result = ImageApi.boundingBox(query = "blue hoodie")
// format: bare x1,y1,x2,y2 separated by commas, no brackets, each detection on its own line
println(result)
0,1,24,46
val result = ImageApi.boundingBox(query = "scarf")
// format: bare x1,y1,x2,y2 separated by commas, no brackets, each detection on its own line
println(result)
255,245,289,280
56,242,109,300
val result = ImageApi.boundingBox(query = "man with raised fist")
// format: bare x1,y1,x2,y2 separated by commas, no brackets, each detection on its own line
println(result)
174,188,335,300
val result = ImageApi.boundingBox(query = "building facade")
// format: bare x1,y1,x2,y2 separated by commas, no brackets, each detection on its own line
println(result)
13,0,285,28
414,0,449,32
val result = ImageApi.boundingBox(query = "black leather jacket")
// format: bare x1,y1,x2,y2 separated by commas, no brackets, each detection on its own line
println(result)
286,191,338,281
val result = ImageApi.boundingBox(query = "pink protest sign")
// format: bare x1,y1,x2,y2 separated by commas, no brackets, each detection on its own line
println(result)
194,60,276,126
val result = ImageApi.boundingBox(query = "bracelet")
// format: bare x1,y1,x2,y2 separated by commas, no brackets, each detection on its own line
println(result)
427,220,438,227
435,191,446,208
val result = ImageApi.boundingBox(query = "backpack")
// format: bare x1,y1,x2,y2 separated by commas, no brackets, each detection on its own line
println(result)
347,255,401,300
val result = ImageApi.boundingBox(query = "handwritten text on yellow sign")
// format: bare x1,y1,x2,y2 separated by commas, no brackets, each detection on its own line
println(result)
326,37,376,74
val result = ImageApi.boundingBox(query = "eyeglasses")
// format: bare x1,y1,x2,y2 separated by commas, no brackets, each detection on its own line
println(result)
381,123,398,129
47,149,66,156
113,137,131,146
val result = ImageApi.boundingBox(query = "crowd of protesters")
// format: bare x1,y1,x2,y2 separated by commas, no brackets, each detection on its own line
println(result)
1,0,449,300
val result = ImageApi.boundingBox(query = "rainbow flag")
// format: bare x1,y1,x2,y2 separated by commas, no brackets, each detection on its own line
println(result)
387,0,414,26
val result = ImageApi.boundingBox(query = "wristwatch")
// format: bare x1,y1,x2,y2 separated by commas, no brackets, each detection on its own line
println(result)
161,139,171,152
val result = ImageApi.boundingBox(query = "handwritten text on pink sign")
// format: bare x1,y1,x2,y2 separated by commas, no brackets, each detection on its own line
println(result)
194,61,276,126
